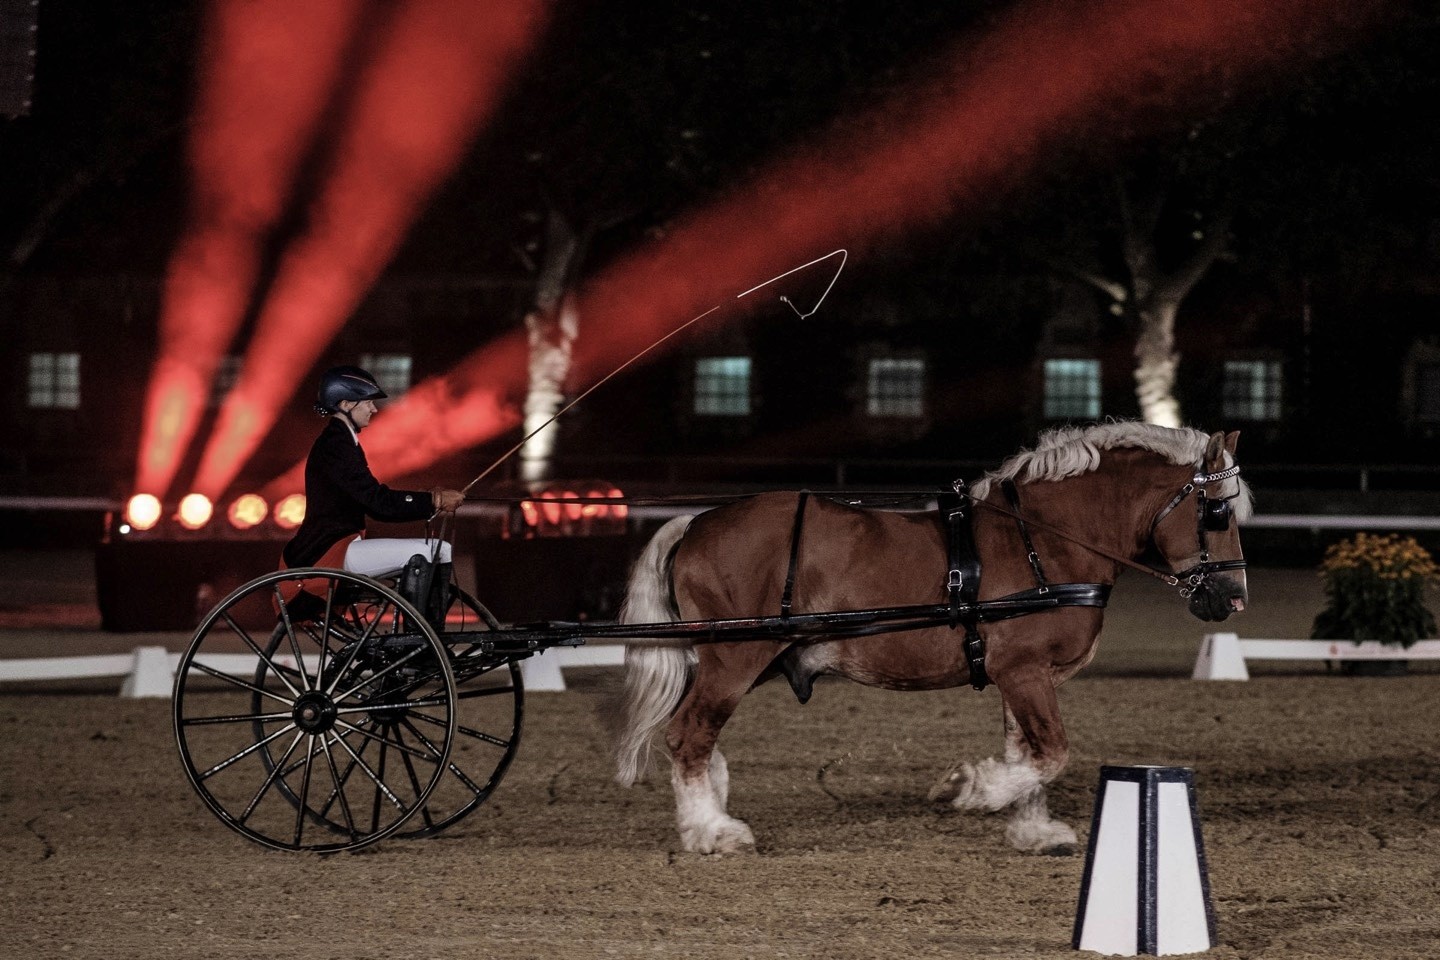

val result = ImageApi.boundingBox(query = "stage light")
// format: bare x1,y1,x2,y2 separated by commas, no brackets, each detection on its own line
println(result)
520,499,539,527
177,494,215,531
125,494,163,532
539,491,562,526
274,493,307,529
608,487,629,521
228,493,268,530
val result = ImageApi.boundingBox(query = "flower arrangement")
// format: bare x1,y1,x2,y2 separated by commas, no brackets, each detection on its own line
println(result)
1311,533,1439,648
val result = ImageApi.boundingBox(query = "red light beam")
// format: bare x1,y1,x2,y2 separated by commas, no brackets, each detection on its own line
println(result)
192,0,550,499
133,0,370,498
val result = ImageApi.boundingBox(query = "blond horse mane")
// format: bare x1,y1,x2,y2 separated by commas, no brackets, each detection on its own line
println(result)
970,421,1253,519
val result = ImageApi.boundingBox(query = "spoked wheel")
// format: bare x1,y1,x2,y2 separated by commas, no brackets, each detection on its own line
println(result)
173,569,457,853
391,588,524,838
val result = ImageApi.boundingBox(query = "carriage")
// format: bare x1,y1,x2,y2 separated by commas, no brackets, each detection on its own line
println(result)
172,421,1251,854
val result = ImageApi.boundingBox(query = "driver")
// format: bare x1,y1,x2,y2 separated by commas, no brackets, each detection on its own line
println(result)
282,365,465,578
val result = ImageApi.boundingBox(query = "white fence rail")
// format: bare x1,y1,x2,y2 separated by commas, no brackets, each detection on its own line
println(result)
1194,633,1440,680
0,645,625,697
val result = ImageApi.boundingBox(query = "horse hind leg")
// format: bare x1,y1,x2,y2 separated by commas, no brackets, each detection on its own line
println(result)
666,648,779,855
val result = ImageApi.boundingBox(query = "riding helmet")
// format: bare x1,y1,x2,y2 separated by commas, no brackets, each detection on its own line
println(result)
315,365,387,415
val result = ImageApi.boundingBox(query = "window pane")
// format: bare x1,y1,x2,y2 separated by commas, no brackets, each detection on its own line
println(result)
1222,360,1282,421
1043,358,1100,419
28,352,81,410
360,353,412,398
866,357,925,418
28,353,55,408
694,356,751,416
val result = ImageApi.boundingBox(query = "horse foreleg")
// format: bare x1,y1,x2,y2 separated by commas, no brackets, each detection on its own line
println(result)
931,672,1076,854
998,698,1077,854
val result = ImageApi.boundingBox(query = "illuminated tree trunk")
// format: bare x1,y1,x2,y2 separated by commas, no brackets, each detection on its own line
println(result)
1050,181,1230,427
520,294,578,482
1132,299,1182,428
519,208,584,483
1123,194,1229,426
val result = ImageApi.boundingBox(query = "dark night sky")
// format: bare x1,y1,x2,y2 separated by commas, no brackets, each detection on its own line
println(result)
5,1,1438,284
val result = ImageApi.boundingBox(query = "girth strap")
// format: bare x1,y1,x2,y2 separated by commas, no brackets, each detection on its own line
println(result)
780,491,810,622
1002,479,1049,593
941,481,988,691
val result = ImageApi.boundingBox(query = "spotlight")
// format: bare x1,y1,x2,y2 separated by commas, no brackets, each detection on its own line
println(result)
274,493,306,530
125,494,163,532
228,493,268,530
177,493,214,531
608,486,629,521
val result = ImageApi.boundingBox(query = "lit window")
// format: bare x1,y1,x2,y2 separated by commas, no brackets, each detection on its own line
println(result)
1416,363,1440,423
210,355,242,407
28,353,81,409
360,353,412,398
694,357,751,416
1043,358,1100,419
1222,360,1282,421
866,357,926,418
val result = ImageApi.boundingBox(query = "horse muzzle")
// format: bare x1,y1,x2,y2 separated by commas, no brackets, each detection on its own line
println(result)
1186,572,1247,622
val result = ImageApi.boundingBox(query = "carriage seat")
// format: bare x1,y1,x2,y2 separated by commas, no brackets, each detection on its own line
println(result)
342,537,452,580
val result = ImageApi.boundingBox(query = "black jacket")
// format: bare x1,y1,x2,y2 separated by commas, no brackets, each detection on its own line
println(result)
282,418,434,567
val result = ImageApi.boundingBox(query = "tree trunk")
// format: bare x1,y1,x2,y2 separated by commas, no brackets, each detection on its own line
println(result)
519,209,584,483
1132,299,1182,428
1118,180,1230,427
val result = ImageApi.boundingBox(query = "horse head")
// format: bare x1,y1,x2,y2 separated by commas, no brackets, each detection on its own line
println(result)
1149,430,1249,622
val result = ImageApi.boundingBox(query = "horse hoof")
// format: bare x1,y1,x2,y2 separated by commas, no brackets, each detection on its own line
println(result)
713,823,756,855
1007,817,1077,854
681,818,755,855
927,763,974,805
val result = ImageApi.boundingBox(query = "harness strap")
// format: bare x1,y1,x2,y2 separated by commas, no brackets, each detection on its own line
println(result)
941,481,988,691
780,491,810,622
1001,480,1049,594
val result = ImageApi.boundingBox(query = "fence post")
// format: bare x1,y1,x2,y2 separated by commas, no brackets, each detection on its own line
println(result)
119,646,175,698
1191,633,1248,681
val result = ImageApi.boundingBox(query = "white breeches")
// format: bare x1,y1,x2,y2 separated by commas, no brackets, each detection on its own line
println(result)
343,537,452,578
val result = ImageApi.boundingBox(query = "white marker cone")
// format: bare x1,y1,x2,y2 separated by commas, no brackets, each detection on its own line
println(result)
1073,766,1216,956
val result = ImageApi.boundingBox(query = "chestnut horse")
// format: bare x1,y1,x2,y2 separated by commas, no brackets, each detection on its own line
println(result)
613,422,1251,854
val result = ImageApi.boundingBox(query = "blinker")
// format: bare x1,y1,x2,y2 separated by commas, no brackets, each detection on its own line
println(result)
1202,497,1232,532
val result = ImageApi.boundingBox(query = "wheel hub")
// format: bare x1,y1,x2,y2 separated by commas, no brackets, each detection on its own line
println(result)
292,691,338,734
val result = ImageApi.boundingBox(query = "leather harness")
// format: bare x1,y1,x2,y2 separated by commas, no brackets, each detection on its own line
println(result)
778,486,1111,693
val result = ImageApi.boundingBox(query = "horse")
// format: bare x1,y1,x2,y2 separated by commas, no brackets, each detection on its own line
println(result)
612,421,1251,855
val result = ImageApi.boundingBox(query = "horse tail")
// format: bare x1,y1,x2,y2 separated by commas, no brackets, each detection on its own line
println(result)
614,514,696,787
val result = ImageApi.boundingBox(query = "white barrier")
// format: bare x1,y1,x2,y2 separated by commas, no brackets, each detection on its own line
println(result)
518,644,625,692
0,645,625,697
0,648,301,698
1194,633,1440,680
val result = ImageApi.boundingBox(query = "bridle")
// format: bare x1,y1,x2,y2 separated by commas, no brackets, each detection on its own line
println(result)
957,460,1248,600
1149,462,1248,598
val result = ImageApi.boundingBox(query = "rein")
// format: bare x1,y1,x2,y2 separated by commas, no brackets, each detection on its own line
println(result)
956,462,1248,596
960,490,1182,587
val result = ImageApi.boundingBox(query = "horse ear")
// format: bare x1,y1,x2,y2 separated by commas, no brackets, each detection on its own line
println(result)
1204,431,1226,464
1224,430,1240,455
